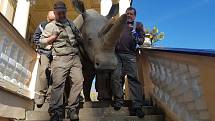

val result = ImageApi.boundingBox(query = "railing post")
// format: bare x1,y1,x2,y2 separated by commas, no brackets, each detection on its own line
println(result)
137,49,154,102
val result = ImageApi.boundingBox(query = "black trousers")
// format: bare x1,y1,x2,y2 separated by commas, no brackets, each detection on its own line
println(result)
111,53,143,108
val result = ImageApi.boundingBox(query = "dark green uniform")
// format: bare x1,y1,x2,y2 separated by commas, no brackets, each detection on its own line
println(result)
40,20,84,118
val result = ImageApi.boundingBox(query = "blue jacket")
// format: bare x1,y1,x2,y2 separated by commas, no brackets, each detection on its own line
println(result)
33,21,52,56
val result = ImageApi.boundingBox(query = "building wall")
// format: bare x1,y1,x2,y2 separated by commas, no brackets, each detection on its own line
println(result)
27,0,100,44
0,0,3,12
0,0,130,41
0,0,16,23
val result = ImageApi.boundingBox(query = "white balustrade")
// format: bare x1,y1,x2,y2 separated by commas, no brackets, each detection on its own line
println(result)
149,56,211,121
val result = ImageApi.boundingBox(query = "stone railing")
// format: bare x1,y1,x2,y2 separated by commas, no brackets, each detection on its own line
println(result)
0,13,37,99
137,47,215,121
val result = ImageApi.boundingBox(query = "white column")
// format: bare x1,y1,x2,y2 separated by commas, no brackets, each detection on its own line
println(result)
100,0,112,16
119,0,131,16
1,0,9,15
101,0,130,16
13,0,30,38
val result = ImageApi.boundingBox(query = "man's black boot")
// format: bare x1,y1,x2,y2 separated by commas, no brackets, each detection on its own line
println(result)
113,101,123,111
35,92,46,108
49,111,63,121
67,108,79,121
134,107,145,118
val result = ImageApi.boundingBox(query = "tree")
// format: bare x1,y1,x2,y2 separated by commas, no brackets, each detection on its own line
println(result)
142,26,165,47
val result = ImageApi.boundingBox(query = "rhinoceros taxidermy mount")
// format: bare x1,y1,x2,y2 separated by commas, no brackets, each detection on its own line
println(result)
71,0,127,101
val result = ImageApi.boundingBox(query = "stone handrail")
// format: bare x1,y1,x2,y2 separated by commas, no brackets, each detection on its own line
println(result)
137,47,215,121
0,13,37,99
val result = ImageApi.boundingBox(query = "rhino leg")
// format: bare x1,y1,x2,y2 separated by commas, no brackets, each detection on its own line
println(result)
83,69,95,102
96,70,112,101
81,57,96,101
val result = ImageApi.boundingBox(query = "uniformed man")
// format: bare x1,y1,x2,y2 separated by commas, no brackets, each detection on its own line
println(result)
111,7,145,118
33,11,55,108
40,1,84,121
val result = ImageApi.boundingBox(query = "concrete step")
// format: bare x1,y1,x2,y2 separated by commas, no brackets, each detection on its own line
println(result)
27,107,162,120
34,101,115,111
23,115,164,121
29,101,162,121
80,100,113,108
81,100,153,108
79,107,162,117
35,100,153,111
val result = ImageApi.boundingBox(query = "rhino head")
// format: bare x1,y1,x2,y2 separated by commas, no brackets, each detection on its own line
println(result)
72,0,127,70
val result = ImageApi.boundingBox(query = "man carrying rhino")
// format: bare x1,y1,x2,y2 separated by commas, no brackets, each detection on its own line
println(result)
40,1,84,121
111,7,145,118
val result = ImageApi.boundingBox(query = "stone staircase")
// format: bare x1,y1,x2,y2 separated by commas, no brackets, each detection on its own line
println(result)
23,101,165,121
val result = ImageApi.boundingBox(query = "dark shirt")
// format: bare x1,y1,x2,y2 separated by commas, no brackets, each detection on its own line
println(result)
33,21,51,56
116,22,144,55
33,21,48,45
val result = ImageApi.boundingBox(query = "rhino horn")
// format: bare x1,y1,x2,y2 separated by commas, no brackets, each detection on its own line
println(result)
102,14,127,50
71,0,86,15
106,3,119,19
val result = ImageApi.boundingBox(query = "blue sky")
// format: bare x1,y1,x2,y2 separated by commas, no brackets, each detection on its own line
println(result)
133,0,215,49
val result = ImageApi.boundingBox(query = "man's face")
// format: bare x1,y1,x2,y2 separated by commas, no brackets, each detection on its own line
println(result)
47,11,55,22
54,11,66,22
126,10,136,23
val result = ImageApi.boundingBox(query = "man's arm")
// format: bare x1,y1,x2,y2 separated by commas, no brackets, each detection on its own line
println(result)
33,25,42,45
135,22,145,45
42,34,58,44
39,22,59,44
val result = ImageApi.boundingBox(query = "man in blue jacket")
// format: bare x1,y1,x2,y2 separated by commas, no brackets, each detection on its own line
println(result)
33,11,55,108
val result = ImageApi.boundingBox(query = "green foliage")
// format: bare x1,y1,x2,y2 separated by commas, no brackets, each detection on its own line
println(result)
144,26,165,44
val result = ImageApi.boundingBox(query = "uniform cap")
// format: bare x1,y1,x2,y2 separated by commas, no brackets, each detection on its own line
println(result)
54,1,67,12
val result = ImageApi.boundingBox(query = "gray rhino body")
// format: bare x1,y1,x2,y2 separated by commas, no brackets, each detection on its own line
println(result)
72,0,127,100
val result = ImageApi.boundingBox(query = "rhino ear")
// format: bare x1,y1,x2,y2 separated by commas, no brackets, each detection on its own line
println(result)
106,3,119,19
71,0,86,14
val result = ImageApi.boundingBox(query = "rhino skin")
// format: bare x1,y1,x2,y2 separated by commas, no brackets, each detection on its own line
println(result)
71,0,127,101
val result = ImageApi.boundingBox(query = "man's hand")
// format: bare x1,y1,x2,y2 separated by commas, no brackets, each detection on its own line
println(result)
47,34,58,44
46,44,53,50
46,29,64,44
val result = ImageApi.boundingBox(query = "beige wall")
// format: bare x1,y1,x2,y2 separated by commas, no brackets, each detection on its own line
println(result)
0,0,6,14
0,0,16,23
5,0,15,22
0,0,3,11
